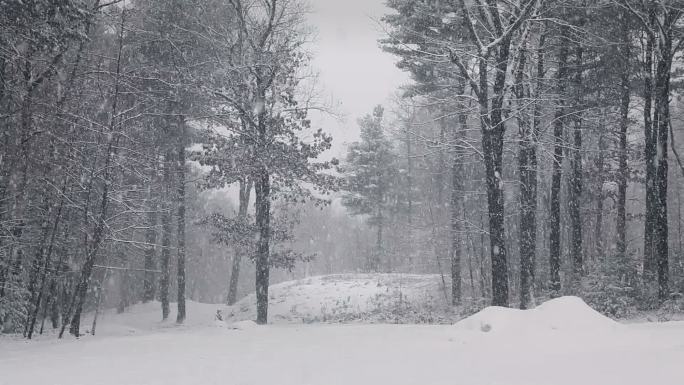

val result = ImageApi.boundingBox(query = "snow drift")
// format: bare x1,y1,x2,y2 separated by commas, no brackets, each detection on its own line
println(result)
455,296,619,333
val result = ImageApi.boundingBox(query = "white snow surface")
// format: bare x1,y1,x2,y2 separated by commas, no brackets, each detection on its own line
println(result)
1,274,684,385
456,296,619,333
224,273,452,323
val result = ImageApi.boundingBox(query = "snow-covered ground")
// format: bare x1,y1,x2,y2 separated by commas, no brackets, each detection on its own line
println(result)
224,273,456,323
2,275,684,385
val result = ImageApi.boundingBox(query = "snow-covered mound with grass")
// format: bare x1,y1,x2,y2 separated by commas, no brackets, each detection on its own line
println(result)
455,296,619,333
223,273,454,324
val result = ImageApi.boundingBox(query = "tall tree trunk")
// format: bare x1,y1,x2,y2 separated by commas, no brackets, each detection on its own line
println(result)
549,25,569,297
254,169,270,324
436,118,448,278
254,81,271,324
643,10,657,282
143,181,158,303
654,47,672,302
160,150,173,321
568,43,584,292
452,0,536,306
405,117,413,267
176,117,187,324
594,131,605,262
450,103,467,305
517,30,544,309
482,36,513,307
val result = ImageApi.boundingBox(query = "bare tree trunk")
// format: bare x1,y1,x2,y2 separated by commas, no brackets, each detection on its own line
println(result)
254,77,271,324
549,25,569,297
143,183,158,303
405,117,413,268
451,0,536,306
654,51,672,301
517,30,544,309
176,117,187,324
160,150,173,321
450,109,467,305
254,169,270,324
475,42,511,306
568,42,584,292
643,10,657,283
594,131,605,262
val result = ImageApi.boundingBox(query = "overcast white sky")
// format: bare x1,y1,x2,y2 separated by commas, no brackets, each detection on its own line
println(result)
306,0,409,158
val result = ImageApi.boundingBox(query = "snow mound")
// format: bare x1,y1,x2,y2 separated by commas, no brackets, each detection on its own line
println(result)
455,306,528,333
455,296,618,334
224,273,452,324
535,296,618,332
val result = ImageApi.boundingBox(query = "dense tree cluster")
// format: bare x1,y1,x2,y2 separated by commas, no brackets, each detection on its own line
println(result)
0,0,332,335
373,0,684,311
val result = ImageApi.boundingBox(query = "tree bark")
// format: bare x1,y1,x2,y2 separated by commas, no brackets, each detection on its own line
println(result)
568,43,584,291
254,169,270,324
160,149,173,321
143,186,158,303
480,35,513,307
642,8,657,282
254,79,271,324
549,25,569,297
517,30,544,309
450,106,467,305
654,46,672,302
176,117,186,324
594,131,605,262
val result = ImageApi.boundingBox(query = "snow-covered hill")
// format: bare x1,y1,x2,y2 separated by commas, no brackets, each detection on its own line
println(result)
223,273,456,324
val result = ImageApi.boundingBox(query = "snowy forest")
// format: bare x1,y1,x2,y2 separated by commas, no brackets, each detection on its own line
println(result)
2,1,684,384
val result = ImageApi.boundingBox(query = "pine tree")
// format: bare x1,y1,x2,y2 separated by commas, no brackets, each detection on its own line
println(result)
342,106,399,272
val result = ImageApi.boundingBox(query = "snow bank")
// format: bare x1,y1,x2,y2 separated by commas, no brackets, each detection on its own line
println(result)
455,296,618,334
